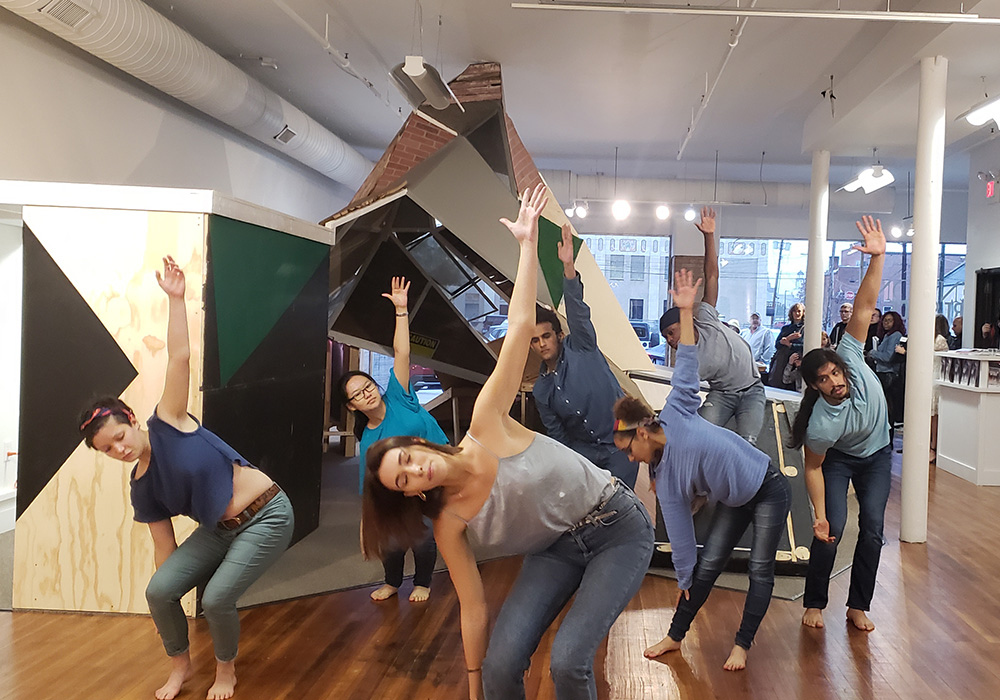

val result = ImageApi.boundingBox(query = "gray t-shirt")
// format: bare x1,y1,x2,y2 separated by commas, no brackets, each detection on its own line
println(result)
694,302,760,392
462,433,614,558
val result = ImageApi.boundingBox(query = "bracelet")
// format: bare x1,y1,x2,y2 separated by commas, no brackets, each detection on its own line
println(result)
395,311,408,317
467,667,482,673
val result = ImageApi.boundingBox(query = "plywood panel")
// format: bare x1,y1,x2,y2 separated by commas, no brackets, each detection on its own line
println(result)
14,207,204,614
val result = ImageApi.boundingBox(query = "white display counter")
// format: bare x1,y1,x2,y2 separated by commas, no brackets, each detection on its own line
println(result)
936,350,1000,486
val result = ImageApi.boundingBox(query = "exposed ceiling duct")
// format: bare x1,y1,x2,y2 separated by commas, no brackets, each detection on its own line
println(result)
1,0,373,189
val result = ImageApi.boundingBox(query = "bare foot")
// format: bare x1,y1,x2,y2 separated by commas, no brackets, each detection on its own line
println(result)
802,608,825,628
409,586,430,603
847,608,875,631
370,584,398,602
207,659,236,700
155,651,193,700
723,645,748,671
644,634,682,659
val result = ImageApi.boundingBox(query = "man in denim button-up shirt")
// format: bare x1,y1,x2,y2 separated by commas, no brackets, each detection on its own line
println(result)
530,225,638,488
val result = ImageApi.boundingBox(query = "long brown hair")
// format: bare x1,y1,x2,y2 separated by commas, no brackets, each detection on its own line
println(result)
361,435,461,560
935,314,950,340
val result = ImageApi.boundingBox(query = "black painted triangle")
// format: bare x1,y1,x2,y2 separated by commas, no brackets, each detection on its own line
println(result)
17,224,138,518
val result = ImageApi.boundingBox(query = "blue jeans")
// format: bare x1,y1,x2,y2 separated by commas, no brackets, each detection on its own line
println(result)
668,464,791,649
698,380,766,445
803,444,892,611
145,490,294,662
482,482,654,700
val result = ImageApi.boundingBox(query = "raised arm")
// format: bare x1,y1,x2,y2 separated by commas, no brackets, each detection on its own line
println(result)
154,256,196,430
663,270,705,417
557,223,598,351
433,517,488,700
383,277,412,388
697,207,719,307
846,216,886,343
472,185,548,422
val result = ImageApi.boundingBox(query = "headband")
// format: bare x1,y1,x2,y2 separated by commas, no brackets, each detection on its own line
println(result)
612,416,654,433
80,406,135,431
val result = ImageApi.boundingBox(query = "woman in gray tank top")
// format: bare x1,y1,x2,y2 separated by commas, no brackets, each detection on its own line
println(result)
360,185,654,700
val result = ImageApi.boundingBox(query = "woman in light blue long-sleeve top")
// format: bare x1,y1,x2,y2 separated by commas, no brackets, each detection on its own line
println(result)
612,269,791,672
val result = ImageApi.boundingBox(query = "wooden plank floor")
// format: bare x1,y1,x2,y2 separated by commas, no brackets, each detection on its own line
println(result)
4,463,1000,700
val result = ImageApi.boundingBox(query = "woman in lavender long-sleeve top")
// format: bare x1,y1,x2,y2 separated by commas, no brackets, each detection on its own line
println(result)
612,270,791,672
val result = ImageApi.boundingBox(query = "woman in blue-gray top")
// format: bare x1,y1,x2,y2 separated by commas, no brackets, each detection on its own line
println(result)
78,256,293,700
341,276,446,603
360,184,653,700
612,268,791,672
789,215,891,634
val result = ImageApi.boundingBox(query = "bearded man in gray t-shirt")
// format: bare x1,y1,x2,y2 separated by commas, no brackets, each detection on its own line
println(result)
659,208,766,445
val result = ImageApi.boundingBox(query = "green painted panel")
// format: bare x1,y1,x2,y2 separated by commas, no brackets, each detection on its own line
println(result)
537,216,582,308
209,215,329,386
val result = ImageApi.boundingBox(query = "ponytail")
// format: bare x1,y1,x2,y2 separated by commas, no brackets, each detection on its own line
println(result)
787,388,820,449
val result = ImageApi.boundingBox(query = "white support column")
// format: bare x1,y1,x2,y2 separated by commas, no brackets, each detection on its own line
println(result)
805,150,830,352
901,55,947,543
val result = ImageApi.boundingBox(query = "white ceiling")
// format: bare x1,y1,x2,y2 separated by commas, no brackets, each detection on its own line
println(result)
141,0,1000,190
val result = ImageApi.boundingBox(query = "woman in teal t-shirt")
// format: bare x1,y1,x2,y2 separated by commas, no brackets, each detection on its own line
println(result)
340,277,447,603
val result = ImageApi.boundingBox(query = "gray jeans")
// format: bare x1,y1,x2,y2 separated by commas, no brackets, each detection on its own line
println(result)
145,490,294,662
698,381,766,445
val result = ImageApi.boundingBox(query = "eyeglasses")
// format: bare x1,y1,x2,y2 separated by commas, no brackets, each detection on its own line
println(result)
348,382,379,403
622,432,637,458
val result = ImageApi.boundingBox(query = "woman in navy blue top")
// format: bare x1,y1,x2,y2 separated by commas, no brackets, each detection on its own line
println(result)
79,256,293,700
339,276,446,603
612,269,791,672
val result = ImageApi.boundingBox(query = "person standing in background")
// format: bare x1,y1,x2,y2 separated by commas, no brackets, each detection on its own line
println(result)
930,314,950,463
950,316,963,350
740,313,774,369
829,303,853,349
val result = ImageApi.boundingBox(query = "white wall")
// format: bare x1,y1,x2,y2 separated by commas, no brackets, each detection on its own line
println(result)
0,207,21,528
963,137,1000,347
0,13,353,224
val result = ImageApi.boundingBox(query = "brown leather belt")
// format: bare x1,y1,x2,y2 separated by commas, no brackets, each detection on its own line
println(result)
218,483,281,531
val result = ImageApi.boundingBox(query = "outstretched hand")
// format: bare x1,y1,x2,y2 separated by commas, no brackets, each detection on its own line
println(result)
671,269,704,311
853,215,886,256
500,183,548,245
155,256,185,298
813,518,836,543
557,223,576,267
695,206,716,236
382,276,410,311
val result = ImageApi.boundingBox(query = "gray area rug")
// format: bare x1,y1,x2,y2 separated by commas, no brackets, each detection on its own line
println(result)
648,492,860,601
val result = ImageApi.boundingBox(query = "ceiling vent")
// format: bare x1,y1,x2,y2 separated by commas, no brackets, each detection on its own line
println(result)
274,125,297,144
39,0,96,30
